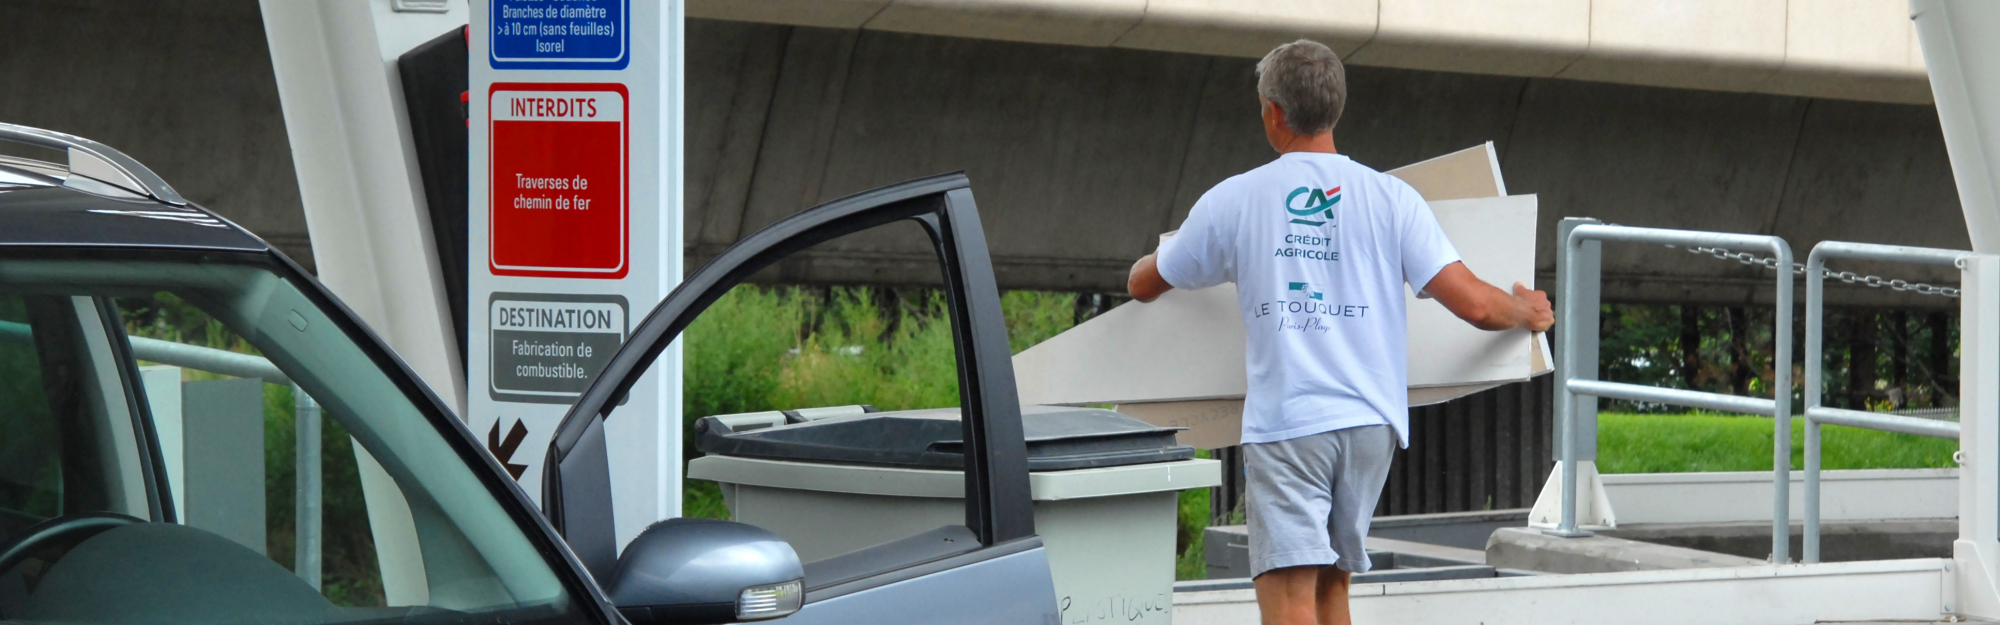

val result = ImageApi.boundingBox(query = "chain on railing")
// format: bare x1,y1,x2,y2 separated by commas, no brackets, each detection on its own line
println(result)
1671,244,1963,298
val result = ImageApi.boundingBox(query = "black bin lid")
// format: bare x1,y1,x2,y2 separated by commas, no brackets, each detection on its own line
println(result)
694,405,1195,471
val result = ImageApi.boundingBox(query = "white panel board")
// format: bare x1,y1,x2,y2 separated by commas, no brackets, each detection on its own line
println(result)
1014,143,1548,447
1016,284,1246,406
1405,194,1540,388
1016,195,1539,404
1016,198,1546,446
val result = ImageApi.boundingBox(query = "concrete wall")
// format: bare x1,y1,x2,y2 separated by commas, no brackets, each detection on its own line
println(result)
0,0,313,269
0,2,1971,308
688,20,1967,307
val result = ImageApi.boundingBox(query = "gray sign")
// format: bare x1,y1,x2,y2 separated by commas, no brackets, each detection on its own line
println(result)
489,292,627,403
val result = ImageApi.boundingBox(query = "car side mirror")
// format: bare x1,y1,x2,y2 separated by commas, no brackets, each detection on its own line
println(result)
606,518,805,625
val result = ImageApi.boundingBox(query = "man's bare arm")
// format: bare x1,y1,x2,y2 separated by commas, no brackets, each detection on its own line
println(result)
1422,261,1554,332
1128,254,1174,303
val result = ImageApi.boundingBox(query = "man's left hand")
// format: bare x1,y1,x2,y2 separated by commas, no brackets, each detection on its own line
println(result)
1424,262,1555,332
1513,282,1553,332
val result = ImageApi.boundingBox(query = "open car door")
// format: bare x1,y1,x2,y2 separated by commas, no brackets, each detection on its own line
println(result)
540,174,1059,624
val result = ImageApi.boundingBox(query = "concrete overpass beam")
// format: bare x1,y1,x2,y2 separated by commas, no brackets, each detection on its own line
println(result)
1763,0,1931,103
1112,0,1378,59
1347,0,1588,78
1556,1,1787,93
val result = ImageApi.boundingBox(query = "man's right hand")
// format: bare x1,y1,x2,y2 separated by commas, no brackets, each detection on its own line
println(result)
1128,254,1174,302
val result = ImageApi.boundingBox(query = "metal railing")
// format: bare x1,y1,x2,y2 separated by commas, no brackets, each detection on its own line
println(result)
1553,221,1796,562
1802,242,1980,563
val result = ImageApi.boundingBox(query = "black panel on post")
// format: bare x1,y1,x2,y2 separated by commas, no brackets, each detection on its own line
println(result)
396,27,470,373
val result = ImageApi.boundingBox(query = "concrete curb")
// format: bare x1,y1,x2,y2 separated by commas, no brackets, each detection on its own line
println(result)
1486,526,1765,574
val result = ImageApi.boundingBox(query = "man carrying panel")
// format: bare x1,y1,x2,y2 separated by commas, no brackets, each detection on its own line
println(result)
1126,39,1555,625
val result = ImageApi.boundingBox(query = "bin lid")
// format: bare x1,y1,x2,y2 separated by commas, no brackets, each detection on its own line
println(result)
694,405,1196,471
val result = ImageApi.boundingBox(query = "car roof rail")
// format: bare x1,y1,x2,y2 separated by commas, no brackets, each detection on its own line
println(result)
0,123,186,206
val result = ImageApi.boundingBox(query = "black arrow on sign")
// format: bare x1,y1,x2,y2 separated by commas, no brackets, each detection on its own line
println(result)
487,418,530,479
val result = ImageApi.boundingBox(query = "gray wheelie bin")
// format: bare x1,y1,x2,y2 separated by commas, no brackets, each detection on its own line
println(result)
688,405,1221,624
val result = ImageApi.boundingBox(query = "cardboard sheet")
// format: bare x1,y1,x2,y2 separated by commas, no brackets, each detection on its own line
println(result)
1386,141,1507,201
1012,143,1551,447
1112,400,1245,451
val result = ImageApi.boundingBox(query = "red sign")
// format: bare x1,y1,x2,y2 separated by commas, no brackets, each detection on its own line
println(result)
489,83,628,278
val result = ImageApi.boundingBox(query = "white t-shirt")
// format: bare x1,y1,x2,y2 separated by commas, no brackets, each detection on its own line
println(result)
1156,152,1460,447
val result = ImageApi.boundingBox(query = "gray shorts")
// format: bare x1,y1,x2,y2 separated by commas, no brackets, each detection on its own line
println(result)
1244,424,1397,578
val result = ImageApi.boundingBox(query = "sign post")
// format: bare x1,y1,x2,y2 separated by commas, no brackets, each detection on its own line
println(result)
469,0,683,549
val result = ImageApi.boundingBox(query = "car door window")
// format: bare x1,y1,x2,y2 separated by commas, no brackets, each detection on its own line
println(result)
550,176,1039,605
678,232,979,571
0,254,593,625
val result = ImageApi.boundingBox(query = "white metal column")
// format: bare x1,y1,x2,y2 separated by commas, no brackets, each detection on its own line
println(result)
257,0,467,410
1955,255,2000,618
1913,0,2000,254
258,0,467,606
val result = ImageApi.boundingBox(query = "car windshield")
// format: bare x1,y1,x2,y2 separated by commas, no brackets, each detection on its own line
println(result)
0,251,588,625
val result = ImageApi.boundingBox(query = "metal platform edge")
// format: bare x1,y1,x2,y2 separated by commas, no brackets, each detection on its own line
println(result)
1174,558,1952,625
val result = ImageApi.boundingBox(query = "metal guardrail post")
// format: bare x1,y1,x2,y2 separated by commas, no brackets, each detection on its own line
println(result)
1774,243,1793,565
295,384,322,590
1548,218,1600,538
1784,250,1800,564
1804,249,1825,564
1557,224,1792,562
1803,242,1974,563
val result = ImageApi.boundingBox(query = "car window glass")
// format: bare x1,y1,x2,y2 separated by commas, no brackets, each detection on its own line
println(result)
672,221,980,582
119,291,391,607
0,256,587,625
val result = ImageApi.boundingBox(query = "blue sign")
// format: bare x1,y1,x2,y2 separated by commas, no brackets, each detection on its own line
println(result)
490,0,629,70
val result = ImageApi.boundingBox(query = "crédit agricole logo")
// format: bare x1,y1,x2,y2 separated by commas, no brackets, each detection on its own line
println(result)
1286,185,1341,226
1273,184,1340,263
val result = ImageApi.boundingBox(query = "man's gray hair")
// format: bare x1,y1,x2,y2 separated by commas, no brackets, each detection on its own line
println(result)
1256,39,1347,135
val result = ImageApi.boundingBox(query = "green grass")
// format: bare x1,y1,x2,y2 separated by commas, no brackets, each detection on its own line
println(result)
1597,412,1958,474
1174,450,1213,581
